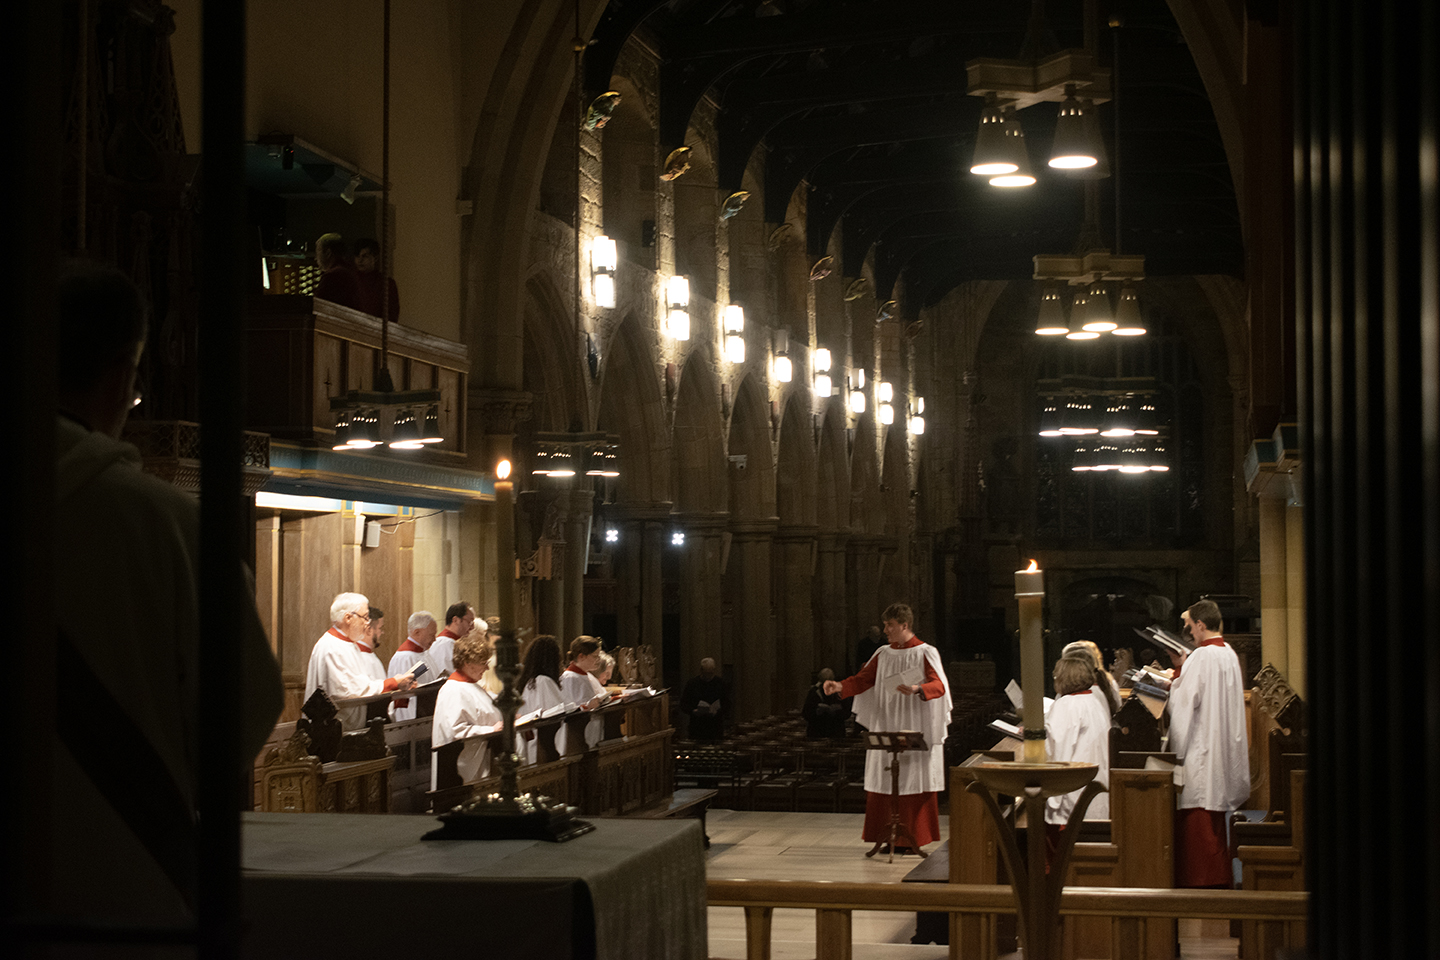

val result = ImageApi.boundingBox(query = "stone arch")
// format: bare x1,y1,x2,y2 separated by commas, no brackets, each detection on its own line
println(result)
601,75,656,272
728,375,777,521
597,313,670,506
673,139,719,303
727,163,769,321
521,270,585,433
815,400,850,533
849,409,883,536
776,391,818,527
877,424,911,603
671,353,727,515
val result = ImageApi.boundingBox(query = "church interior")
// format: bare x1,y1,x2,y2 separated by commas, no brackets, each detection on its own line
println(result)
9,0,1438,958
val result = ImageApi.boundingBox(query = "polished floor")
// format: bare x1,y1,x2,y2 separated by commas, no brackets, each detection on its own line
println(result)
702,810,1240,960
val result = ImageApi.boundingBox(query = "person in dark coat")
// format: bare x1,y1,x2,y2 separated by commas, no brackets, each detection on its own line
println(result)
679,657,727,740
802,668,852,739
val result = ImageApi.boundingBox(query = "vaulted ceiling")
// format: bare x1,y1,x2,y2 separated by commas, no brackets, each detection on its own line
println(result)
586,0,1242,307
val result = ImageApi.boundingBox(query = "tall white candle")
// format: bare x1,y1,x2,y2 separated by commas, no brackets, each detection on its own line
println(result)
495,460,515,630
1015,560,1046,763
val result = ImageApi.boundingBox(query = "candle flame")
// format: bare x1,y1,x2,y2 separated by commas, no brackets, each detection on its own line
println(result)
1025,559,1038,572
496,459,512,480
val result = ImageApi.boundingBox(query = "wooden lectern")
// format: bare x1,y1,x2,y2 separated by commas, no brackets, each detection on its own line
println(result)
863,730,930,862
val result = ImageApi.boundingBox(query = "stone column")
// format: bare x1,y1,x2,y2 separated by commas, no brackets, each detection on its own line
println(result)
563,488,594,641
641,519,666,680
773,524,817,706
729,519,776,719
677,514,725,686
815,533,849,672
1257,494,1290,678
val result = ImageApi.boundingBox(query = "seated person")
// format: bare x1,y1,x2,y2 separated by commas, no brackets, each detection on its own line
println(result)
1045,656,1112,824
312,233,362,310
353,237,400,322
680,658,727,741
802,668,852,739
431,627,502,788
517,634,568,761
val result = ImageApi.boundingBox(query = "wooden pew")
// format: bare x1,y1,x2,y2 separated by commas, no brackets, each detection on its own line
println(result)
1238,769,1306,959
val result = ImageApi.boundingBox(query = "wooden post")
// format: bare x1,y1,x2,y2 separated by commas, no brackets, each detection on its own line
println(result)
743,905,773,960
815,908,853,960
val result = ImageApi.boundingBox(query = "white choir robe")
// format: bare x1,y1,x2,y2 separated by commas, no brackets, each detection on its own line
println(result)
431,675,502,789
518,675,570,761
388,641,440,722
1045,690,1112,823
851,643,952,795
1166,640,1250,812
429,631,459,675
304,627,393,730
560,666,607,748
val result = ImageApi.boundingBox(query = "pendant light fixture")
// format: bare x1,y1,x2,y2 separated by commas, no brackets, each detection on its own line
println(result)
969,94,1017,176
987,108,1036,187
1065,291,1099,340
1035,286,1068,335
1049,85,1099,169
1082,282,1117,332
1111,282,1146,335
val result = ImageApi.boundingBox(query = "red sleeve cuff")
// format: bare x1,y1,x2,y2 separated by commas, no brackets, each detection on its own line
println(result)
382,677,399,693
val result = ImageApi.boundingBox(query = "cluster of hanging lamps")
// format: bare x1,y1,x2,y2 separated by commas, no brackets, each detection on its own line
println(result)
1034,281,1146,338
970,85,1106,189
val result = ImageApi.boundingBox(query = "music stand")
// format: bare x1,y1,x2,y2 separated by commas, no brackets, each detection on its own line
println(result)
863,730,930,862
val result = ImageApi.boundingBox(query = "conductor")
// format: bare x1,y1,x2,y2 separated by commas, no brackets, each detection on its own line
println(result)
824,603,951,853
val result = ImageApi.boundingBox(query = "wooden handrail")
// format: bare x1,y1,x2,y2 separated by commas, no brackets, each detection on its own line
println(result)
707,879,1306,921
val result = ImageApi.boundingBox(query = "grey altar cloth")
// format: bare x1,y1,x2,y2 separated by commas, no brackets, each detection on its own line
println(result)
241,812,707,960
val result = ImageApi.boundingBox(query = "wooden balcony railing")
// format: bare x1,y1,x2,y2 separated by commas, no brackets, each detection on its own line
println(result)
706,879,1307,960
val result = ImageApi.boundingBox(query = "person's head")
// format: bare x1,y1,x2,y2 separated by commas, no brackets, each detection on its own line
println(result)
315,233,349,271
354,238,381,272
595,651,615,685
568,636,603,672
58,262,149,438
453,626,493,681
1061,640,1105,673
881,603,915,645
1183,599,1224,638
407,611,437,647
520,634,563,688
868,625,883,639
445,601,476,635
330,592,371,642
1054,655,1097,696
698,657,717,679
365,605,385,646
817,667,835,684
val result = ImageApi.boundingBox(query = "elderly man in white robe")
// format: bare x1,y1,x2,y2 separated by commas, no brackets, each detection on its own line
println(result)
825,603,952,854
387,610,440,721
1167,598,1251,887
305,593,416,730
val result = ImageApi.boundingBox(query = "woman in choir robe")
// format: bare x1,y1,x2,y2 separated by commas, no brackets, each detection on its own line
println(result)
1063,639,1122,715
431,628,502,789
823,603,952,855
518,635,568,762
561,636,608,747
1045,656,1113,824
594,651,616,687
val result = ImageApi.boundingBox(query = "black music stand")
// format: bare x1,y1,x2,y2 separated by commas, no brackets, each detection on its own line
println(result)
863,730,930,862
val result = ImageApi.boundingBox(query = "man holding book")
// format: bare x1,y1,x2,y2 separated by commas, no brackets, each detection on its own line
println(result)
1167,598,1250,887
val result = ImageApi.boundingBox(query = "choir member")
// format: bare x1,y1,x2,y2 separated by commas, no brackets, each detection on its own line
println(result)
824,603,952,854
431,627,503,788
1168,599,1250,888
517,634,568,761
1062,639,1122,715
430,600,475,675
388,610,440,721
561,636,608,747
1045,656,1113,823
304,592,416,730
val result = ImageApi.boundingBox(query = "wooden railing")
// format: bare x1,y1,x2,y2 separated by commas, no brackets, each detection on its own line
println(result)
706,879,1307,960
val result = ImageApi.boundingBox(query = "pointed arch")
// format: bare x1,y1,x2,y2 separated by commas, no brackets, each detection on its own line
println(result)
597,313,670,506
728,375,777,521
776,391,818,526
815,401,850,533
521,270,585,433
672,354,727,515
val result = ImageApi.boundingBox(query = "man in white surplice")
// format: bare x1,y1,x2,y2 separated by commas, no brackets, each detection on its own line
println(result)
825,603,952,852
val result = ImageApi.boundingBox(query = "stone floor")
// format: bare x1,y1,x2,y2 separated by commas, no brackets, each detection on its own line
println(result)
702,809,1240,960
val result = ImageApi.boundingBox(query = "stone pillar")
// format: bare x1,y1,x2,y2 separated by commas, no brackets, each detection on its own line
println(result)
773,525,817,706
815,533,849,672
563,488,594,641
617,520,642,649
1285,499,1306,699
641,519,666,679
729,520,776,719
847,536,884,652
1257,495,1289,678
677,515,725,685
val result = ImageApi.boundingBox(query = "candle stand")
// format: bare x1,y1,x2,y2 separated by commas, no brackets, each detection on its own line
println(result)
423,630,593,842
966,761,1105,960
